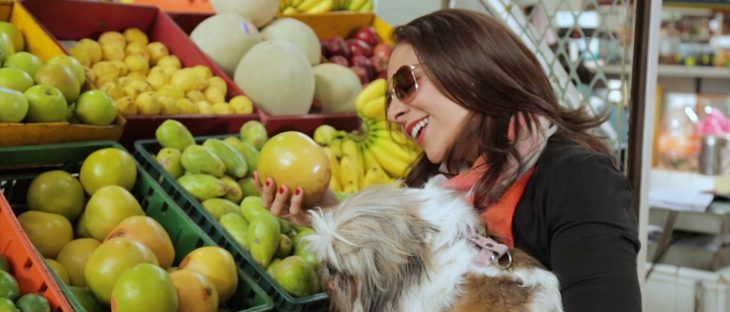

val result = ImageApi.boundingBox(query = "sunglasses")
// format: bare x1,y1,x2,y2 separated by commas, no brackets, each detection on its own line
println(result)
387,64,422,105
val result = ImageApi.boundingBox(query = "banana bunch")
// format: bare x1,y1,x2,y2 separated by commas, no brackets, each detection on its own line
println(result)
314,79,420,193
280,0,334,14
279,0,372,14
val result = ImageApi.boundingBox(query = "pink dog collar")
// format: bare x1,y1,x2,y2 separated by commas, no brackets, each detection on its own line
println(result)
466,232,512,269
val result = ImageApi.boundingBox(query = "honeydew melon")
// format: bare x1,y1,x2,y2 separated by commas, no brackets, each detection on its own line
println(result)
261,18,322,66
312,63,362,113
210,0,278,27
190,13,262,76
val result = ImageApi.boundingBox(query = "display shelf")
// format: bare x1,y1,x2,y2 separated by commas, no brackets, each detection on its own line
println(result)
585,61,730,79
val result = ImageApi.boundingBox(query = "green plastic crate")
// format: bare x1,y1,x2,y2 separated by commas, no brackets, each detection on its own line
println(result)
0,141,274,312
134,136,330,312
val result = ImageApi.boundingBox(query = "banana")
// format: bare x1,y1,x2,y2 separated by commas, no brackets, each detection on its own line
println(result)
367,142,411,178
314,124,338,146
361,166,392,189
322,147,342,191
297,0,325,12
306,0,333,13
347,0,367,11
282,6,299,14
361,96,386,121
356,79,387,116
342,139,364,184
339,155,361,191
368,134,417,164
291,0,306,6
361,144,382,173
358,0,373,12
343,180,358,193
330,137,344,158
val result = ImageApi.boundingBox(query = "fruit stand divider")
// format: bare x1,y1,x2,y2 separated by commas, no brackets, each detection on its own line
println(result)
0,141,274,312
0,0,126,147
0,194,74,312
20,0,261,148
165,11,396,136
134,134,330,312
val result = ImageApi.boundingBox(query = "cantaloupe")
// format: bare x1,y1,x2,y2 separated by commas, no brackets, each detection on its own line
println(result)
312,63,362,113
261,18,322,66
234,41,314,116
210,0,278,28
190,13,262,76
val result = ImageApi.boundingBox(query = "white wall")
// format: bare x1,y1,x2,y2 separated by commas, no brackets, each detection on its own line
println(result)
373,0,444,26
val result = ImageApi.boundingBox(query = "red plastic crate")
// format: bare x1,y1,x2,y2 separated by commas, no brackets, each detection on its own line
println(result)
21,0,260,147
166,12,376,135
0,194,73,312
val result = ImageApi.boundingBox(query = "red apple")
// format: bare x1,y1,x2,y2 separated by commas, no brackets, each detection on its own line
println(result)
373,43,392,59
371,54,389,73
321,37,350,58
350,66,370,85
346,39,373,57
328,55,350,67
353,26,380,47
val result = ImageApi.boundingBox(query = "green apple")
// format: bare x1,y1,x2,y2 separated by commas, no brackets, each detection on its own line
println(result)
47,55,86,85
0,67,34,92
0,87,28,123
0,32,15,64
4,52,44,77
0,22,24,51
24,84,67,123
76,90,117,125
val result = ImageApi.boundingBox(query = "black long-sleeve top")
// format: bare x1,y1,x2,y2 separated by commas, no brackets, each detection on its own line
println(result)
512,135,642,311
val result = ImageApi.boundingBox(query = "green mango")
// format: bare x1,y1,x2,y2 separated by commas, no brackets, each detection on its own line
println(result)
181,145,226,178
16,293,50,312
155,120,195,151
246,213,280,268
240,196,268,223
0,270,19,301
0,255,9,272
292,228,319,269
156,148,184,179
202,198,241,220
203,139,248,178
275,234,293,259
237,177,259,197
220,176,243,204
278,218,292,235
219,213,249,250
266,258,282,277
269,256,319,297
239,121,268,150
69,286,104,312
223,137,259,173
178,174,226,201
0,297,16,312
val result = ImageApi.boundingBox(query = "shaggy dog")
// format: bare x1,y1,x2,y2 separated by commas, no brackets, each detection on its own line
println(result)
305,175,563,312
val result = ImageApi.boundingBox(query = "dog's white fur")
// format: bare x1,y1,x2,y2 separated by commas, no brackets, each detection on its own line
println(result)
305,175,563,312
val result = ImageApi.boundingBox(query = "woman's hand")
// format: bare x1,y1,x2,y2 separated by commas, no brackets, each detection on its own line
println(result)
253,172,338,226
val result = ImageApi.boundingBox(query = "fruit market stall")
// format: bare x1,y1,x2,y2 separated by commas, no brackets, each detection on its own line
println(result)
0,0,125,147
20,0,260,147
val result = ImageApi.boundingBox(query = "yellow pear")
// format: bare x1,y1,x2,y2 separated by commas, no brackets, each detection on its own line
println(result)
147,42,169,65
69,47,91,67
146,71,169,90
207,76,227,93
176,98,198,115
229,95,254,114
192,65,212,80
124,28,149,46
110,60,129,76
159,95,178,115
91,62,120,85
98,31,126,48
115,96,137,115
125,42,150,61
101,43,125,61
186,90,205,102
123,80,151,98
211,102,232,115
126,71,147,81
204,87,225,104
136,91,161,115
75,39,103,63
157,55,181,69
158,85,184,99
196,101,214,114
99,82,125,100
125,54,149,74
172,68,207,92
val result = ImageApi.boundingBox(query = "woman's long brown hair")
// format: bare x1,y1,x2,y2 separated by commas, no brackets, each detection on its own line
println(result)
393,9,611,208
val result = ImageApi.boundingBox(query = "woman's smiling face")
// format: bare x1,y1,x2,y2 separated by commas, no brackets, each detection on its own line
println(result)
386,43,472,164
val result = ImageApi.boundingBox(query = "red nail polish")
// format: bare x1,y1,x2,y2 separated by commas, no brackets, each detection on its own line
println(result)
265,180,271,187
294,188,302,196
278,186,285,194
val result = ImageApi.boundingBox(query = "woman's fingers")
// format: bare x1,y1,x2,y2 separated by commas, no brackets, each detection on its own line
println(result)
288,187,304,216
260,177,276,209
270,185,291,216
253,172,262,193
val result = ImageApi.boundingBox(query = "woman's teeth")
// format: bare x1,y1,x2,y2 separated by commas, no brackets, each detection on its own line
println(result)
411,118,429,139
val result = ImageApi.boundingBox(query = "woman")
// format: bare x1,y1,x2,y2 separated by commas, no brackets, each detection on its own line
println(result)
256,9,641,311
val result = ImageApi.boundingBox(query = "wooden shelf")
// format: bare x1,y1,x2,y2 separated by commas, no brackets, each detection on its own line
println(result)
585,62,730,79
